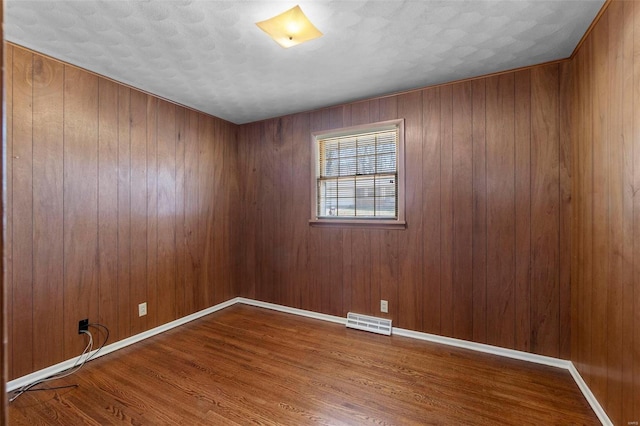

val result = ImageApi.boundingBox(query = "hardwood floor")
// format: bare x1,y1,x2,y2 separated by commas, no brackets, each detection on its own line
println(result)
9,304,598,425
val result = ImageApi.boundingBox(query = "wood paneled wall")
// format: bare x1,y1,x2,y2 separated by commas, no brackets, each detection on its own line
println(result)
4,44,239,380
238,62,571,359
566,1,639,424
1,1,7,422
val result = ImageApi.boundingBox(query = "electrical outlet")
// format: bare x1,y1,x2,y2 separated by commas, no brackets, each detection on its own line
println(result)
380,300,388,313
138,302,147,317
78,318,89,334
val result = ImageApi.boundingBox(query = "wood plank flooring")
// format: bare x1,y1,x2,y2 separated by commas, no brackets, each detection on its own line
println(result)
8,305,599,425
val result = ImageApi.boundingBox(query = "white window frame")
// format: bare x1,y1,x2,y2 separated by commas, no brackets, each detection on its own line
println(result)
309,118,406,229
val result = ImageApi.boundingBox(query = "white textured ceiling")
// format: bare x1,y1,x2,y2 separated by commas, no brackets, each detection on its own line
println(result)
6,0,604,124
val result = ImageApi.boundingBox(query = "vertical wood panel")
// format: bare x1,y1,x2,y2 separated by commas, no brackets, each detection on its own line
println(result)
157,101,177,325
117,86,132,339
632,1,640,421
471,79,487,344
531,64,561,357
485,74,515,349
306,111,324,313
397,91,423,330
578,34,595,384
569,2,640,422
175,108,186,317
129,89,148,335
11,48,34,377
6,45,240,380
513,70,531,353
1,12,5,420
210,118,224,305
238,122,258,299
591,11,609,402
63,66,99,359
183,110,200,309
146,95,159,327
291,113,310,310
259,119,278,304
451,81,473,341
439,86,454,337
198,115,215,309
604,3,624,421
97,79,119,342
224,122,240,301
558,61,573,361
239,61,571,365
5,44,14,381
32,55,64,370
279,116,295,307
620,0,635,419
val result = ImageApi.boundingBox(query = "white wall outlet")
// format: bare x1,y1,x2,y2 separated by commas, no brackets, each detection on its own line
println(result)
138,302,147,317
380,300,388,313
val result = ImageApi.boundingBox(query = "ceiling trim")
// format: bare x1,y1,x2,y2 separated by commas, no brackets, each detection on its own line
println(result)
5,41,236,126
8,40,573,127
570,0,613,59
247,56,572,125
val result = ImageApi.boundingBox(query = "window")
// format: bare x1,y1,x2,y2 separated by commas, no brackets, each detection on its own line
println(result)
310,119,405,228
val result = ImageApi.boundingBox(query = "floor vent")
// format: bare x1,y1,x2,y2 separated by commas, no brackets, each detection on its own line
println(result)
346,312,392,336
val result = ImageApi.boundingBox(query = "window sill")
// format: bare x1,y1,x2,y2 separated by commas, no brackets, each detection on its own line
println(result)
309,219,407,230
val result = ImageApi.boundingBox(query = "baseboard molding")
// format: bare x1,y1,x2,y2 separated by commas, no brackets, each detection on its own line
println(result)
6,297,239,392
567,363,613,425
6,296,612,425
235,298,611,425
236,297,347,325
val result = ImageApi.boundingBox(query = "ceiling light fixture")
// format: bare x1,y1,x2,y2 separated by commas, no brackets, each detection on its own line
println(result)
256,5,322,48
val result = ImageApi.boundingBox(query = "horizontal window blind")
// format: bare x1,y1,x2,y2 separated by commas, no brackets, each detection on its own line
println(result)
317,128,398,218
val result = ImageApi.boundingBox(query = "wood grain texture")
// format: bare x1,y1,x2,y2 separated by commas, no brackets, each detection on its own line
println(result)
145,95,159,328
1,29,8,426
485,73,516,350
5,44,240,380
97,78,119,343
11,47,34,378
632,2,640,422
32,55,64,370
514,70,531,353
8,305,600,425
10,11,640,422
63,66,100,361
238,62,567,360
558,61,573,362
531,64,561,357
377,97,399,321
439,85,453,337
567,1,639,424
397,91,424,331
471,79,487,345
451,81,473,341
156,100,177,325
422,87,441,335
129,89,149,336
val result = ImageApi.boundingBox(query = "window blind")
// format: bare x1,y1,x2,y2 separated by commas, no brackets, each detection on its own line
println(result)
317,128,398,218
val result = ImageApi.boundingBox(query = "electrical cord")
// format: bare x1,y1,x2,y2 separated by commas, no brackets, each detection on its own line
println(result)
9,323,110,403
86,323,110,362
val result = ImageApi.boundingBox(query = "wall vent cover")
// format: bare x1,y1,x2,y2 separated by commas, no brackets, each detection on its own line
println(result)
346,312,392,336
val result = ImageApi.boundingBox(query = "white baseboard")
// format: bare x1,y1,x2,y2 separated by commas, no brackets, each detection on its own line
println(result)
236,299,610,425
567,363,613,425
6,297,239,392
236,297,347,325
6,296,612,425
